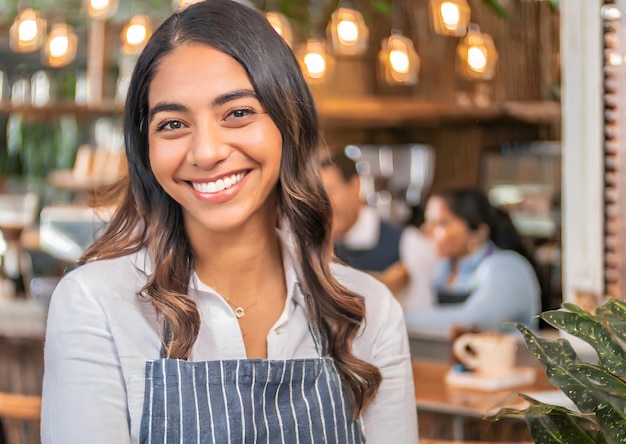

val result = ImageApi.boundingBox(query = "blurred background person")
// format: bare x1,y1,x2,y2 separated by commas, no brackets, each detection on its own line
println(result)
404,187,541,337
320,149,437,312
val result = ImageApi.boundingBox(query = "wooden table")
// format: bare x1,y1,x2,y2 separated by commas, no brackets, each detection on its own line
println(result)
413,359,555,441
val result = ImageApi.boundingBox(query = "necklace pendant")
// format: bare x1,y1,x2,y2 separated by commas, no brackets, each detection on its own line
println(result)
234,307,245,319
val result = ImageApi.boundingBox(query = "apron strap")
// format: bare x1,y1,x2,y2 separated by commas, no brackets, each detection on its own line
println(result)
160,322,172,359
308,319,328,357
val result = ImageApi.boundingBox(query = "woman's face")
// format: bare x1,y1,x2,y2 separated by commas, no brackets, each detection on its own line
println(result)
425,196,475,258
147,43,283,240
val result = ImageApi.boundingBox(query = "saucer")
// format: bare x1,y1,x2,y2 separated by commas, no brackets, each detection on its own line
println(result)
445,366,537,391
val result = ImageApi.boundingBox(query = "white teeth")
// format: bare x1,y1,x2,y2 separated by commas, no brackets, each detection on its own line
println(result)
192,172,245,194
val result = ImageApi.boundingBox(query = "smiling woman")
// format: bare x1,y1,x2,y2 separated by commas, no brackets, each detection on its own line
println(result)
39,1,417,443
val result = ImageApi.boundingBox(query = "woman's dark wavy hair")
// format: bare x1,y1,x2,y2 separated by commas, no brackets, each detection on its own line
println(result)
80,0,381,415
432,187,531,259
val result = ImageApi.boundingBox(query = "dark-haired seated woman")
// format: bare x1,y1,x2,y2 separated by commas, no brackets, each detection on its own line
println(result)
404,188,541,338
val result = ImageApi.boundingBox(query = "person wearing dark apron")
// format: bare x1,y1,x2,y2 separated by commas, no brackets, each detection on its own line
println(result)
404,188,541,337
41,1,418,443
139,323,363,443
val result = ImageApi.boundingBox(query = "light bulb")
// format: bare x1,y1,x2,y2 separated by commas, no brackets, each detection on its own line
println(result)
430,0,470,37
88,0,118,19
10,9,46,53
90,0,110,10
126,24,147,46
44,24,77,67
304,53,326,78
440,2,460,30
378,33,419,85
121,16,152,54
49,35,69,57
328,7,368,55
337,19,359,43
18,19,38,42
389,50,410,73
467,46,487,72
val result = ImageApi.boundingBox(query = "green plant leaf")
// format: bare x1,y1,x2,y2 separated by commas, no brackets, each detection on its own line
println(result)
541,308,626,377
595,299,626,344
515,324,626,443
492,397,606,444
516,322,578,367
572,363,626,399
568,363,626,443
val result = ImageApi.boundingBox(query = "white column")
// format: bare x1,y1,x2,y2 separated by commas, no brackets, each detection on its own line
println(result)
561,0,605,302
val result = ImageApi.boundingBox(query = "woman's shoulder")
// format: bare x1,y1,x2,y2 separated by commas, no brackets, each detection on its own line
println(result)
67,252,142,280
330,262,392,294
479,249,536,277
329,262,401,317
329,263,409,360
488,249,532,265
55,251,147,302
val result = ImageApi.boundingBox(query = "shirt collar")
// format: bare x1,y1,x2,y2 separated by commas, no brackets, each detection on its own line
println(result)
342,206,380,250
129,224,305,309
434,241,497,290
458,241,496,273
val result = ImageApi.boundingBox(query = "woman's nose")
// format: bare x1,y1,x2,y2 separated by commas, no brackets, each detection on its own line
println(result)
186,126,230,168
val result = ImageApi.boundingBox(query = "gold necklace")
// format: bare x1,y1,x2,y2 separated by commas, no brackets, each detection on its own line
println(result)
222,296,257,319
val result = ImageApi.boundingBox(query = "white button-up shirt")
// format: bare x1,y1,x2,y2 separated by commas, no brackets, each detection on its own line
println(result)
41,229,418,443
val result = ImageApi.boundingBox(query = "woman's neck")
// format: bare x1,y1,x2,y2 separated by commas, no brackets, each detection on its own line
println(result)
447,241,491,285
191,217,284,296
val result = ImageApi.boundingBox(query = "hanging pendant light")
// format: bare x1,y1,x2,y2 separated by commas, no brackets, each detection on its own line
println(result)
327,3,369,56
172,0,203,12
266,11,294,47
121,15,153,55
43,23,78,68
10,9,47,53
378,32,420,86
456,24,498,80
429,0,471,37
298,38,331,83
87,0,119,19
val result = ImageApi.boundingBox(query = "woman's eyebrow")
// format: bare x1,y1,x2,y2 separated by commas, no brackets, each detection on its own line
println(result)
211,89,257,107
148,102,189,123
148,89,258,123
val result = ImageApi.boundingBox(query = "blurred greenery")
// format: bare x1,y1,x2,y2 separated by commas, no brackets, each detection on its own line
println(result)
3,114,78,179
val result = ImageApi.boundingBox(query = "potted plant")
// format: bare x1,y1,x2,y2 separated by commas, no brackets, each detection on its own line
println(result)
492,299,626,444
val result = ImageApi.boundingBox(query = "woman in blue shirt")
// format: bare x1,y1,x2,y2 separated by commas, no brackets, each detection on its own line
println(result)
404,188,541,337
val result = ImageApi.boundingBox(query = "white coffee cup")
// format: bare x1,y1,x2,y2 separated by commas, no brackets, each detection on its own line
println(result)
453,332,518,378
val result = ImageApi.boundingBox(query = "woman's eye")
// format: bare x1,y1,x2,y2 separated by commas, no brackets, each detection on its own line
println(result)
156,120,186,131
225,108,255,120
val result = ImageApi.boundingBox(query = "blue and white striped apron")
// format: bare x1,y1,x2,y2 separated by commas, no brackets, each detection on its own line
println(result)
138,324,365,443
